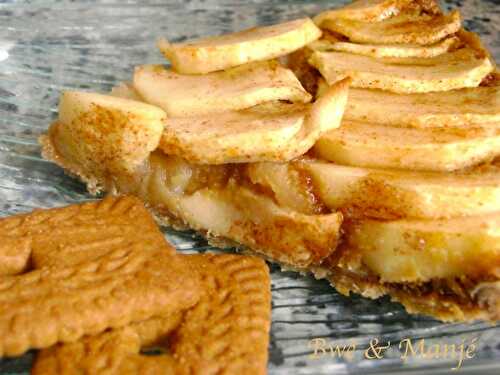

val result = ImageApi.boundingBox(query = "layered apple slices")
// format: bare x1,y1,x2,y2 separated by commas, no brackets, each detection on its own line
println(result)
308,30,494,94
40,0,500,321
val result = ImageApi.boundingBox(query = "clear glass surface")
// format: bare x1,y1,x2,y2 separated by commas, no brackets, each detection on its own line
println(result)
0,1,499,374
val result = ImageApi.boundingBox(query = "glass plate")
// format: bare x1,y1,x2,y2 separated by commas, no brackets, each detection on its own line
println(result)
0,1,499,374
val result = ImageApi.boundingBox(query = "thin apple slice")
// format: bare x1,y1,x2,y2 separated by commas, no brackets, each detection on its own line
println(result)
159,79,349,164
159,102,304,163
343,86,500,128
320,10,461,45
314,0,411,24
345,213,500,283
314,121,500,171
301,160,500,219
133,62,311,117
158,18,321,74
310,45,493,93
312,36,459,59
41,92,166,190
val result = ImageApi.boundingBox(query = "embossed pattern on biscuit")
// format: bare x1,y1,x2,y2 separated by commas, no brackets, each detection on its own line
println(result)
0,195,172,273
0,196,199,357
0,247,200,357
32,254,271,375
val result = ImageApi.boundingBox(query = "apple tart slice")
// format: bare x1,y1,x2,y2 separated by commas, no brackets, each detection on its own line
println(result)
40,0,500,322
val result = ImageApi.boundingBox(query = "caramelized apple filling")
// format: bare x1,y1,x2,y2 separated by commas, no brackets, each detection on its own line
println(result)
110,151,343,268
245,159,500,220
